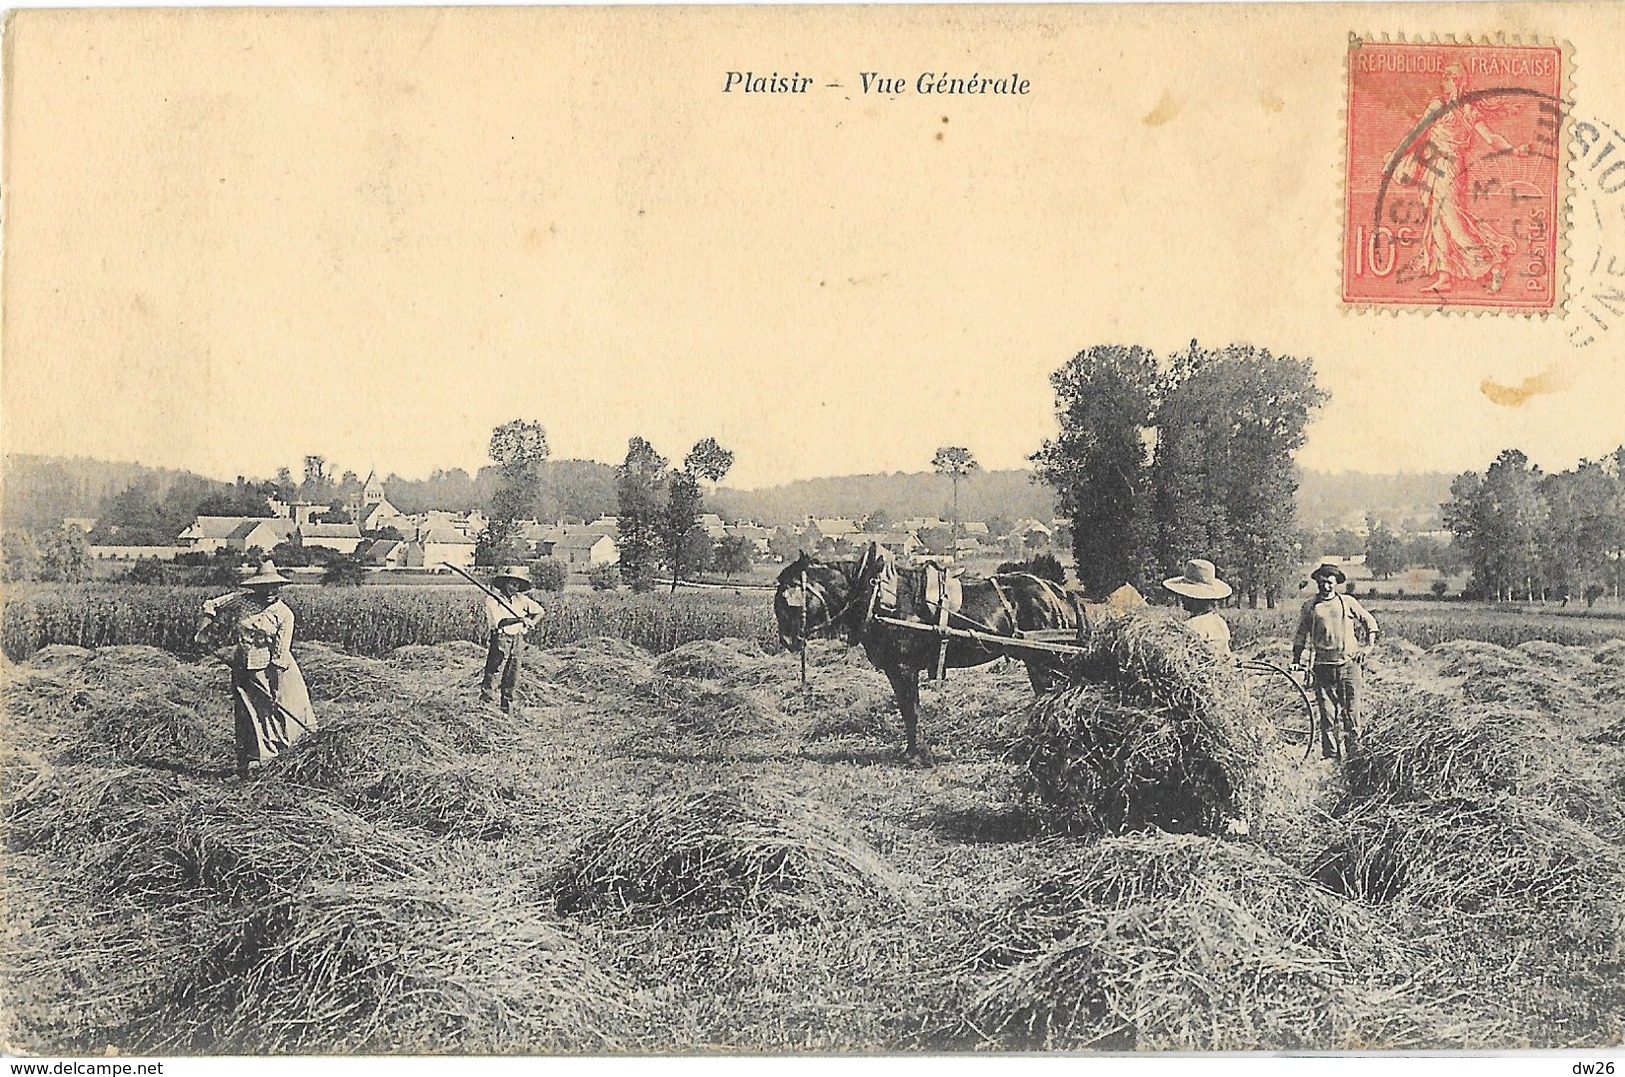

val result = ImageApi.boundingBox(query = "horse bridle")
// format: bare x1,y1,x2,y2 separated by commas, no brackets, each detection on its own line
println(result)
788,548,874,641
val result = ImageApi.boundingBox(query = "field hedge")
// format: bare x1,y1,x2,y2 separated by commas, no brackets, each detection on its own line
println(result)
1,584,779,661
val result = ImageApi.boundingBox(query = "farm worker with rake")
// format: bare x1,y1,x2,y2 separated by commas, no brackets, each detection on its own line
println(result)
1162,558,1233,656
481,565,544,713
1292,563,1380,760
201,560,318,779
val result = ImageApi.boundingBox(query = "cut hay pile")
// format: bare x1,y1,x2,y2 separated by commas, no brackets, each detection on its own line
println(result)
967,834,1448,1051
552,784,904,923
386,640,488,675
293,642,402,704
1,646,234,774
1009,614,1264,835
1345,675,1624,842
652,637,776,685
135,878,626,1054
1431,639,1576,716
262,705,519,839
1312,793,1624,916
629,675,780,740
529,636,655,691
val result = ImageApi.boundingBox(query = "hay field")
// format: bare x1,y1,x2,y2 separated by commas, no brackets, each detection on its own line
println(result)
2,618,1623,1053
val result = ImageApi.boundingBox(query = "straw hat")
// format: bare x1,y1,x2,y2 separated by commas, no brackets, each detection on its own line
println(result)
1310,562,1348,584
493,565,533,590
241,560,292,588
1162,558,1233,600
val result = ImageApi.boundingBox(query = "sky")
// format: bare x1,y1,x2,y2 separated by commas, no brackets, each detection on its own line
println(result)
3,3,1623,490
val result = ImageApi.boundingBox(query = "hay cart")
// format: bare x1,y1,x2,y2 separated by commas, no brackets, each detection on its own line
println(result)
871,614,1323,758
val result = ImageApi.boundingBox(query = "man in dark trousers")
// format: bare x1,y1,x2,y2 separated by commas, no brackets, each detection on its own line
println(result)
1292,562,1381,759
480,565,544,713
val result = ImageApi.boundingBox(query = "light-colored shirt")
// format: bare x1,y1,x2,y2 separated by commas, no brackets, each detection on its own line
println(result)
1293,592,1379,665
234,600,296,671
1184,610,1231,656
485,591,544,637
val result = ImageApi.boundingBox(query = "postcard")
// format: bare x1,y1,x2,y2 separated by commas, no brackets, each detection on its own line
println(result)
2,2,1623,1060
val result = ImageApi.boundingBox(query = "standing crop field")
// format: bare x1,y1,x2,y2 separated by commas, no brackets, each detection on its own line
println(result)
0,584,778,661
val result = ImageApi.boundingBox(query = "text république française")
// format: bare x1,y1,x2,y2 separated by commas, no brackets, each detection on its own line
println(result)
722,71,1032,95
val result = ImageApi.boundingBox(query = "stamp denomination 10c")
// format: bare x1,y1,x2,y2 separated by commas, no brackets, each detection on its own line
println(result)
1344,37,1566,312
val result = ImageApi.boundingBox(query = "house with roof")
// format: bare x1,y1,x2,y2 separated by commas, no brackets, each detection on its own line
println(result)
420,527,477,570
876,531,921,559
229,519,296,555
361,498,410,534
806,517,858,548
298,522,364,555
697,513,727,540
179,516,297,554
357,538,424,569
552,532,619,569
724,524,772,555
584,516,620,539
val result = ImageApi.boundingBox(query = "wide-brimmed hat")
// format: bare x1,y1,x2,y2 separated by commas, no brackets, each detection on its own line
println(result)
1162,558,1232,600
493,565,533,590
1311,562,1348,584
241,560,291,588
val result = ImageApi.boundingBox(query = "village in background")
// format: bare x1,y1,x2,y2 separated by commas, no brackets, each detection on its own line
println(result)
0,447,1592,606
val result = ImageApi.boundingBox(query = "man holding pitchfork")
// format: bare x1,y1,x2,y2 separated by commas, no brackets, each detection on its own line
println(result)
480,565,545,713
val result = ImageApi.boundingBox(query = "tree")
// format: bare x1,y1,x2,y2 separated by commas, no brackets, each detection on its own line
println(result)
2,531,40,582
480,419,550,564
39,526,90,582
932,447,980,554
90,485,177,545
529,557,569,593
649,438,735,591
1364,523,1406,579
322,554,366,586
1443,451,1550,601
300,455,334,503
714,535,755,579
588,563,620,591
684,438,736,484
1032,345,1158,599
616,437,669,591
1150,342,1324,608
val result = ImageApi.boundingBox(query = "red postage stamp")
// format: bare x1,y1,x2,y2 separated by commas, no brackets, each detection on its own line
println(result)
1343,37,1567,312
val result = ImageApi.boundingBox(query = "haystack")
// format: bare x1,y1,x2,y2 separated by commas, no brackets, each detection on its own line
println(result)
348,762,518,840
74,690,233,773
529,636,655,692
967,833,1449,1051
1311,792,1624,916
652,638,775,685
156,784,423,903
293,642,401,704
1009,614,1263,835
632,675,780,740
552,784,904,923
135,878,627,1053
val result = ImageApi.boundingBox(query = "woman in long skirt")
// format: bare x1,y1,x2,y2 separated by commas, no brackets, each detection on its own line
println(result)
203,560,318,777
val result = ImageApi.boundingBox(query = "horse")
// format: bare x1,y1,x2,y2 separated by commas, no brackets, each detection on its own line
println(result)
773,547,1082,758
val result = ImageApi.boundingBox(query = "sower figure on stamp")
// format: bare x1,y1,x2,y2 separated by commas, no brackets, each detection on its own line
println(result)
1394,62,1528,295
198,560,318,779
1162,558,1233,657
480,565,544,713
1292,563,1380,759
